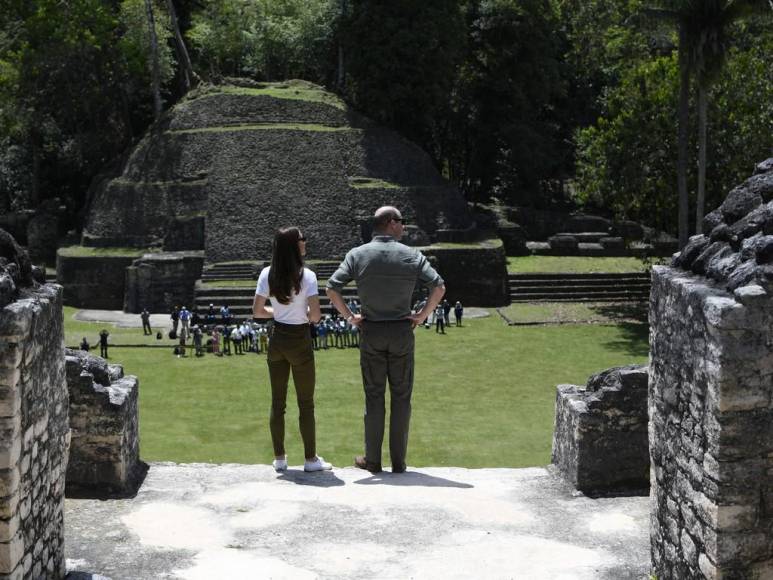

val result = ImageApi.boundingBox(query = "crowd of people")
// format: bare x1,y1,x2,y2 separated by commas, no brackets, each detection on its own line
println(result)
78,298,464,361
137,296,465,358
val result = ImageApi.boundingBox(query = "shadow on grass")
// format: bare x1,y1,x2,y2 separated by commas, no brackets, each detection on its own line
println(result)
278,470,345,487
354,471,474,488
588,302,649,324
600,322,650,358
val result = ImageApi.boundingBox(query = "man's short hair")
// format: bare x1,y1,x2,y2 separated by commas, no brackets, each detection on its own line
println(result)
373,206,401,232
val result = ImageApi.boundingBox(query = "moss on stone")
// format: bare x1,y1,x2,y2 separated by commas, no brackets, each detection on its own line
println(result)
167,123,357,134
424,238,504,250
349,177,401,189
191,81,347,110
57,246,153,258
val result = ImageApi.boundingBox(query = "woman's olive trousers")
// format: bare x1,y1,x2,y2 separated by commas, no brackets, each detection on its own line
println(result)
267,322,316,460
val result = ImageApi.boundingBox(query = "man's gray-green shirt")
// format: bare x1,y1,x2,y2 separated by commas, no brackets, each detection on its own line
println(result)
327,235,443,321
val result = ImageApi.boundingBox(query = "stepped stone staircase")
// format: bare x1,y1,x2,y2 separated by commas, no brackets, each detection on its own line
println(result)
195,261,357,319
509,272,651,302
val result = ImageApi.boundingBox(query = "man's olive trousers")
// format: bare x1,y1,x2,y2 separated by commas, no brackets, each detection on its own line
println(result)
267,322,316,460
359,320,414,471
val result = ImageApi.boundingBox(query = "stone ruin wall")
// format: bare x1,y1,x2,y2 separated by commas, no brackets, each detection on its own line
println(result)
552,365,649,496
123,251,204,314
650,267,773,578
422,243,509,306
0,284,69,579
82,85,473,263
56,252,139,311
649,158,773,579
65,349,142,496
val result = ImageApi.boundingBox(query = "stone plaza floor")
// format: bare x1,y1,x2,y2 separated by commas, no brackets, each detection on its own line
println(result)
65,463,650,579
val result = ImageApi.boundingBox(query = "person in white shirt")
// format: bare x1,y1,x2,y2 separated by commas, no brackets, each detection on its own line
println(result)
252,227,332,473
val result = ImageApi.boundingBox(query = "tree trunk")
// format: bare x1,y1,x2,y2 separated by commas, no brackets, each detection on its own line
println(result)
677,26,691,249
30,130,40,208
145,0,162,121
336,0,347,91
165,0,196,92
696,82,708,235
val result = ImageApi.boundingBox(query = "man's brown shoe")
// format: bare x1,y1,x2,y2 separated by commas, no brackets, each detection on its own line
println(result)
354,455,382,473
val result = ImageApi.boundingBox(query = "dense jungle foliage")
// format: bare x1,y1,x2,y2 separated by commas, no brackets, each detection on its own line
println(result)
0,0,771,236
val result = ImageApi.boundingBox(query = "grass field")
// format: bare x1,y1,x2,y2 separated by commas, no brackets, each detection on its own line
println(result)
499,301,648,325
507,255,651,273
66,309,648,469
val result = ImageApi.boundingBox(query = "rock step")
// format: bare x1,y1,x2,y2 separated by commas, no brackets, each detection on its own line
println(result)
509,279,650,288
510,285,650,295
201,273,256,281
508,271,650,302
509,291,648,302
508,272,650,281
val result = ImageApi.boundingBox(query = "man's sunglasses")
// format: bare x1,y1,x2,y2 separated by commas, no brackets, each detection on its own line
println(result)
392,217,404,223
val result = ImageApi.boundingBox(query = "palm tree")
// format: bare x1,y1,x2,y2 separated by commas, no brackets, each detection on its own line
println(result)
645,0,772,246
144,0,162,120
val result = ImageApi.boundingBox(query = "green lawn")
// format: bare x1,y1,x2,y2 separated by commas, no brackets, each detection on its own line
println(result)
168,123,355,134
507,255,651,273
66,310,648,469
499,301,648,325
64,307,165,347
57,246,152,258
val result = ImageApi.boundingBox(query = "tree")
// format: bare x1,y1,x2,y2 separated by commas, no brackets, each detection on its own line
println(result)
144,0,163,119
574,16,773,234
645,0,772,245
165,0,196,92
185,0,337,82
342,0,466,158
448,0,565,206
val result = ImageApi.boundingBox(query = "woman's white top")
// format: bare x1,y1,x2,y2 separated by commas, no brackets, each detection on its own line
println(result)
255,266,318,325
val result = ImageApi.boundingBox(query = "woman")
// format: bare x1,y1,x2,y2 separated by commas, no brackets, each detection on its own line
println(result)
253,227,331,473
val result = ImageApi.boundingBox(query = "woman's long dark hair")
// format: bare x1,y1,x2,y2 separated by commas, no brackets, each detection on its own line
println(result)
268,226,304,305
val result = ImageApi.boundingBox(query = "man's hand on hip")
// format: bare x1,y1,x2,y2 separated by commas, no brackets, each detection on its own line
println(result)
407,313,426,328
350,314,365,328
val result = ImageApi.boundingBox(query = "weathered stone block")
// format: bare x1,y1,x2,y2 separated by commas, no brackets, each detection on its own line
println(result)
650,263,773,578
552,364,649,495
65,349,143,496
0,437,20,471
0,342,22,371
0,530,24,574
0,513,19,541
0,302,32,341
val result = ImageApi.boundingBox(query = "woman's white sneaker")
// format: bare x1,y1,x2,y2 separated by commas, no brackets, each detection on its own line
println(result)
304,456,332,472
273,458,288,472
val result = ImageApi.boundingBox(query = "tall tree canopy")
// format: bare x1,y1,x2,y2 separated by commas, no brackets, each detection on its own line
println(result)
0,0,770,241
447,0,566,207
574,10,773,235
342,0,466,159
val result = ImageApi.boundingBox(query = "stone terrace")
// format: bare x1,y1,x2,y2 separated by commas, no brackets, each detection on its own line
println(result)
64,463,650,579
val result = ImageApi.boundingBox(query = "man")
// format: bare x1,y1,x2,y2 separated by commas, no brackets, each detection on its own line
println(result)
327,206,445,474
99,329,110,358
170,305,180,336
435,304,445,334
454,300,464,327
192,325,203,357
179,306,191,334
140,308,152,335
